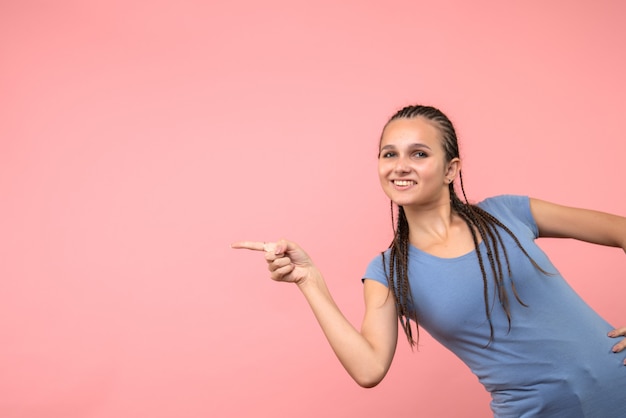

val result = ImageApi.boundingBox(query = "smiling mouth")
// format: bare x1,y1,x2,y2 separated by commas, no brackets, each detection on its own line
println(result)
393,180,416,186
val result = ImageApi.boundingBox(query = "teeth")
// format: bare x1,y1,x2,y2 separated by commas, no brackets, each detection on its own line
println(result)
394,180,415,186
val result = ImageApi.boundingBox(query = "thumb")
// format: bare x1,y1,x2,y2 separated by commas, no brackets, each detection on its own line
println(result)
275,239,311,263
274,238,295,255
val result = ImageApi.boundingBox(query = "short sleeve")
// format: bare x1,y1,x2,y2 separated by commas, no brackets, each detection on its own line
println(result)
361,252,389,287
479,195,539,239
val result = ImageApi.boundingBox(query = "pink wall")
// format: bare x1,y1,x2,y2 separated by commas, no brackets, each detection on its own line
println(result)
1,1,625,417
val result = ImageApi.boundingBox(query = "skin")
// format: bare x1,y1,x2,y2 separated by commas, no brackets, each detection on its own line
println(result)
232,117,626,387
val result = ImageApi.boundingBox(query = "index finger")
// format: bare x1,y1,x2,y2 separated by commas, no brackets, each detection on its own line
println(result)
231,241,266,251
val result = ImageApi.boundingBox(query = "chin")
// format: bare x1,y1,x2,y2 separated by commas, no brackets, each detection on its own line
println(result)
389,198,413,207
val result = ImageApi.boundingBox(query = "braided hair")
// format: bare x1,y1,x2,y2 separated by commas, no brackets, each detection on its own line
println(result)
381,105,546,347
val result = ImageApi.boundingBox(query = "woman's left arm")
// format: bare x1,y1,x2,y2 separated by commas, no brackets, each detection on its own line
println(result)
529,197,626,252
529,197,626,363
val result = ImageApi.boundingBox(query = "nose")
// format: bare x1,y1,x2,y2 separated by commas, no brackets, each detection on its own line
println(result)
393,156,410,173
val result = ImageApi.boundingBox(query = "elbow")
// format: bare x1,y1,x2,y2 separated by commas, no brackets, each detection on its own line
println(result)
351,366,388,388
356,377,383,389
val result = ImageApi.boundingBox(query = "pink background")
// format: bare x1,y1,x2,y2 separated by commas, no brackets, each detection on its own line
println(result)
1,1,625,417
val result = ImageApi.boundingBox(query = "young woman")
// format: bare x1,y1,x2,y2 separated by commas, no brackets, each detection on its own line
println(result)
232,105,626,417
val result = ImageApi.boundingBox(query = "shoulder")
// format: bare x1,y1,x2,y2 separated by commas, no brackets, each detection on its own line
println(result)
477,194,530,217
364,250,389,274
478,194,529,211
477,195,538,237
362,251,390,287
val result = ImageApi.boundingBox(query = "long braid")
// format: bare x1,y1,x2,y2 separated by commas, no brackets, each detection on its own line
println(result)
383,204,417,344
381,105,548,347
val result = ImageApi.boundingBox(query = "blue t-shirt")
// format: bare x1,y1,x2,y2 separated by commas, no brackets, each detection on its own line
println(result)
364,195,626,417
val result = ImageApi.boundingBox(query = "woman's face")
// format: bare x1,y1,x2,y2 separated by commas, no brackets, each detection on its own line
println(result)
378,117,457,209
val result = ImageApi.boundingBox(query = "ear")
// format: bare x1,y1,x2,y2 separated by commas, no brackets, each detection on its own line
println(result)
445,158,461,183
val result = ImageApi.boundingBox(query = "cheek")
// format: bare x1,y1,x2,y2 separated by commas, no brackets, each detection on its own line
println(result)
377,164,392,188
421,162,444,178
377,162,387,178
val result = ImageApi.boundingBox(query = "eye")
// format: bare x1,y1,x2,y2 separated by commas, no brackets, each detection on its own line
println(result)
380,151,396,158
413,150,428,158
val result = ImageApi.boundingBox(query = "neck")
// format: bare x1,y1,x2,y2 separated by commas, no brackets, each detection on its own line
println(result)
403,201,455,243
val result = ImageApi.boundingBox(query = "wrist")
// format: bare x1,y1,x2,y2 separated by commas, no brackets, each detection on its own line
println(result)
296,269,323,291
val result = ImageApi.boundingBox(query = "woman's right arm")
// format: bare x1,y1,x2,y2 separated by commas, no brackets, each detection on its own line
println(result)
231,239,398,388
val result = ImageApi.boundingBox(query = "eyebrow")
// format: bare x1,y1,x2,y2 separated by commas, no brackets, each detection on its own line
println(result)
380,143,433,151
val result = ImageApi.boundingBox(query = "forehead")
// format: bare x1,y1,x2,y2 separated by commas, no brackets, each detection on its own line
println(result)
380,117,442,147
